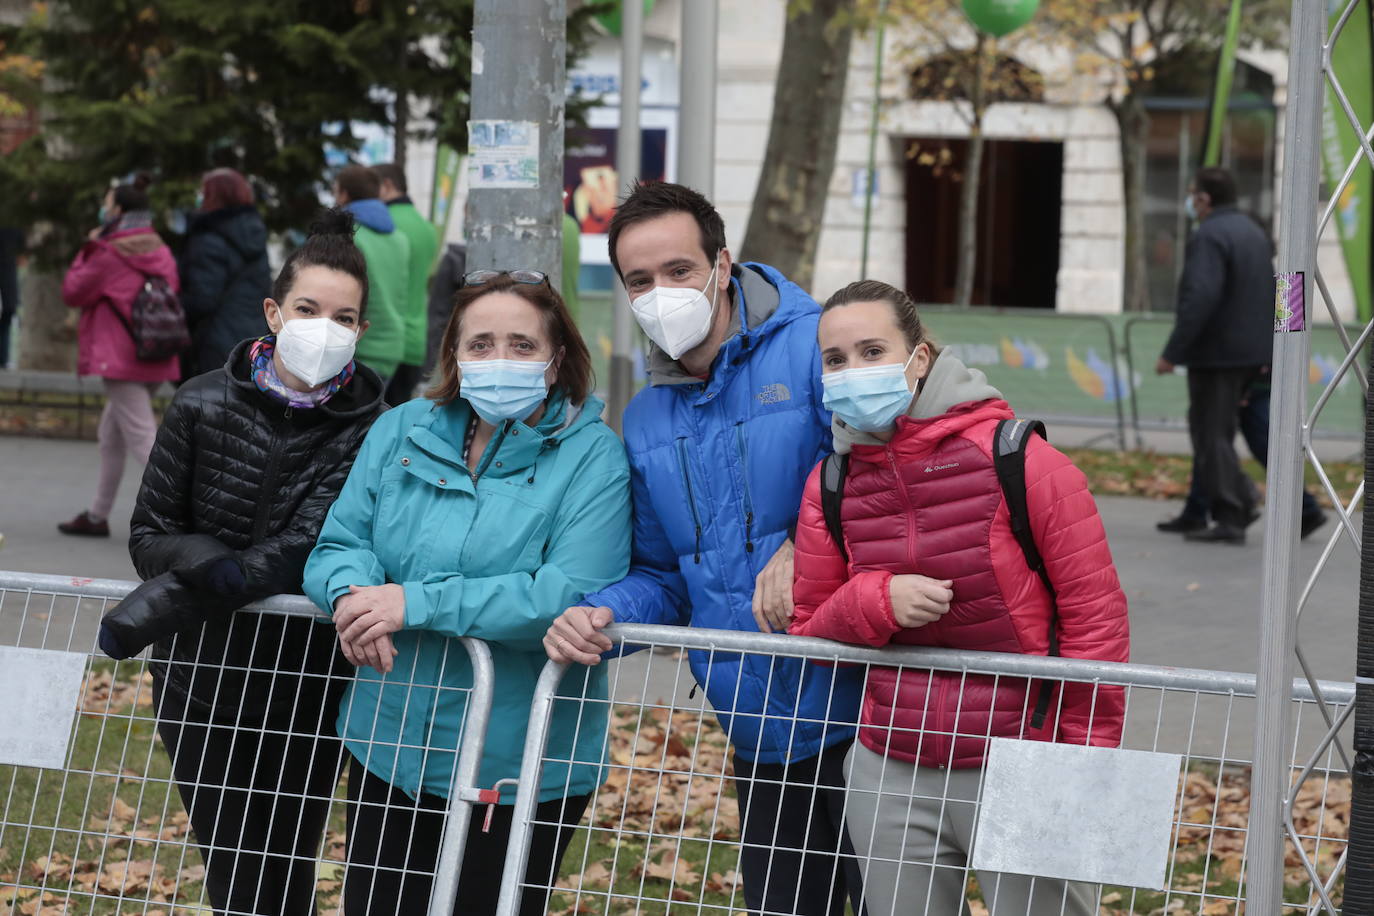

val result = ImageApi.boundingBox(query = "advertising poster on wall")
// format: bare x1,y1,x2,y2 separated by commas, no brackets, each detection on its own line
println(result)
564,106,676,264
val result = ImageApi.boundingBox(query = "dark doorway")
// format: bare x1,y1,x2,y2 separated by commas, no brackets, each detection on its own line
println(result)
904,137,1064,307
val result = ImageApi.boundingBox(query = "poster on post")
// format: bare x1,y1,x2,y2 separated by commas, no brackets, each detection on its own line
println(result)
467,119,540,190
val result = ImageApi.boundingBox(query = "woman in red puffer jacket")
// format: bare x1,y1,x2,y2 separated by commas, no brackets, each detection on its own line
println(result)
790,280,1129,916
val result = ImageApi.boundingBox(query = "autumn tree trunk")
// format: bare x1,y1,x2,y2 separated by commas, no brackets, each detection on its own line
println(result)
1112,90,1150,312
18,271,76,372
738,0,854,292
954,33,991,307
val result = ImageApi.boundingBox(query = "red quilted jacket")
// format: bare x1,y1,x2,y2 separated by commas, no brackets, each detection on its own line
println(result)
790,396,1129,768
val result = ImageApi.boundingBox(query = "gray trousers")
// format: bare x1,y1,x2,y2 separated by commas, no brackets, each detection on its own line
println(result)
843,742,1097,916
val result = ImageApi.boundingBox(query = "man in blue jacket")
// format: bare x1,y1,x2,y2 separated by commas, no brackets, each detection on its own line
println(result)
546,181,863,915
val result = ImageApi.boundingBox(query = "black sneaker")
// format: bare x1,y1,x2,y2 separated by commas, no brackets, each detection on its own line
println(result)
1300,510,1329,540
1157,514,1207,534
1184,524,1246,545
57,511,109,537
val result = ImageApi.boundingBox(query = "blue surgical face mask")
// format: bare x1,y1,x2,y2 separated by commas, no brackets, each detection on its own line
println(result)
459,357,553,425
822,348,920,433
1184,194,1198,221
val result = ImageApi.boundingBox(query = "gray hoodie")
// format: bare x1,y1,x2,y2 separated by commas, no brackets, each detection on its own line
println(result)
831,350,1004,455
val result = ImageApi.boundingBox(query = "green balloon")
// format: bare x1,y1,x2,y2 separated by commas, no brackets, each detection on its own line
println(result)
961,0,1040,37
596,0,656,36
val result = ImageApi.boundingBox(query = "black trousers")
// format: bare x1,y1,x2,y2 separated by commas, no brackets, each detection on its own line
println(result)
1186,367,1261,528
732,738,866,916
153,674,348,916
343,756,590,916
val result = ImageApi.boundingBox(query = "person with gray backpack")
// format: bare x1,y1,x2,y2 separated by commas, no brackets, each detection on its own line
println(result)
58,174,184,538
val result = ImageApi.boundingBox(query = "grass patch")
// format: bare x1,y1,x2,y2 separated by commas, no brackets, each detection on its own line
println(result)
1065,447,1363,510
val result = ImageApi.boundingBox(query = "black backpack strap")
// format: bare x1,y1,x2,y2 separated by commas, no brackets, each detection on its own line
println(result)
820,452,849,563
993,418,1060,730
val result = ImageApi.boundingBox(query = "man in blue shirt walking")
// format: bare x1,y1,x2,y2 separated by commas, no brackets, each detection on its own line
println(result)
545,182,863,915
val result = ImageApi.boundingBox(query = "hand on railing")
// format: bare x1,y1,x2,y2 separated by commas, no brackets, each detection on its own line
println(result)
543,605,614,666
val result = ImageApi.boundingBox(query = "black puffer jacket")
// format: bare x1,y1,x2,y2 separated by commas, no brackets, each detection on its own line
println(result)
1162,207,1277,368
179,206,272,377
107,338,386,720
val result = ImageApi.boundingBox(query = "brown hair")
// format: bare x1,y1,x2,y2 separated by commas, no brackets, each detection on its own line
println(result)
607,180,726,279
821,280,937,352
200,167,255,212
335,164,380,201
370,162,407,193
426,274,594,406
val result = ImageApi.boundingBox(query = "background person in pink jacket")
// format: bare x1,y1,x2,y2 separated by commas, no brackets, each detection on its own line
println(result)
58,174,180,537
790,280,1130,916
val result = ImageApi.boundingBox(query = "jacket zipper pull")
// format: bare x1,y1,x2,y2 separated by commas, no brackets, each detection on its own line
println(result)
688,683,699,700
283,406,293,420
744,511,755,553
693,524,702,564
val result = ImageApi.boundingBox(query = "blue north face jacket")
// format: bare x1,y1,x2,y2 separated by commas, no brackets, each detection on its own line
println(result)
586,262,861,764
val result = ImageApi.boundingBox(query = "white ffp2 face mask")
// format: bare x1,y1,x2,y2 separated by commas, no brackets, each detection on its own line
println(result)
630,257,722,360
274,307,358,387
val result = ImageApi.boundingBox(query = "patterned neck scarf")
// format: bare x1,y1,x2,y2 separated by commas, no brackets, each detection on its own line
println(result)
249,336,354,409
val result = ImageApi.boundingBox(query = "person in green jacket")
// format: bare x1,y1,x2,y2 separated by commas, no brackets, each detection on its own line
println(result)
303,270,631,916
333,165,409,383
373,162,439,404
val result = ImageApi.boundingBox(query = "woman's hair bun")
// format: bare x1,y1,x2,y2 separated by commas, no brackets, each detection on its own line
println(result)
308,206,356,239
130,171,153,192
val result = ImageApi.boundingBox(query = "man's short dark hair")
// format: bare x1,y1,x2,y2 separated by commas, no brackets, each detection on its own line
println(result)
607,180,727,278
335,164,381,202
1194,167,1238,208
371,163,407,194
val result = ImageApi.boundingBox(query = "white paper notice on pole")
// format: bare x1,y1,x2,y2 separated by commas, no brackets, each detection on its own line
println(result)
468,120,540,189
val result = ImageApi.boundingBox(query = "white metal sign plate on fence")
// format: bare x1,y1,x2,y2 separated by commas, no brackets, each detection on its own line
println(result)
971,738,1181,890
0,646,86,769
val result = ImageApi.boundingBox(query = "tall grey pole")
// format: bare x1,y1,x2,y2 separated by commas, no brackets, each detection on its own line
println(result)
465,0,568,288
1246,0,1321,911
678,0,718,197
608,0,643,431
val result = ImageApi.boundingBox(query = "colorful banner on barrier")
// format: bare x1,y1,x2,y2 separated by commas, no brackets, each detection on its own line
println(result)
1322,0,1374,322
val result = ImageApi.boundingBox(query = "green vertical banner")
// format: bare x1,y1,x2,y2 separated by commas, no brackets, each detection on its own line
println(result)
429,143,463,238
1201,0,1244,167
1323,0,1374,322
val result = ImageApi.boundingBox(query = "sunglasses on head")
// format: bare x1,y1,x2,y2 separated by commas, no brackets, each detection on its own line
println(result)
462,269,548,287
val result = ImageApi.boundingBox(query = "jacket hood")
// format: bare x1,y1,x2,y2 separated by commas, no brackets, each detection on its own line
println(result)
345,198,395,234
107,227,170,265
190,205,268,259
646,262,796,386
223,336,387,420
833,350,1006,454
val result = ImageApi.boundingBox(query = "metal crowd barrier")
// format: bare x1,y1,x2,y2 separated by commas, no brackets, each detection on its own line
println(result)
502,624,1355,916
0,572,1357,914
0,572,492,916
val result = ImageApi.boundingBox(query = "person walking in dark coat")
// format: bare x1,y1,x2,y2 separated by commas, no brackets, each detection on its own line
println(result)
180,168,272,377
1156,167,1274,545
97,209,386,916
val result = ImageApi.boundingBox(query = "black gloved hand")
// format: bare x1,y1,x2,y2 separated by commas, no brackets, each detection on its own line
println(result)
176,552,247,595
200,556,246,595
98,621,133,661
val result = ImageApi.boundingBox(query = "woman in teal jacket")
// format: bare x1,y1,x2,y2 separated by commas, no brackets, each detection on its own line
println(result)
303,270,631,916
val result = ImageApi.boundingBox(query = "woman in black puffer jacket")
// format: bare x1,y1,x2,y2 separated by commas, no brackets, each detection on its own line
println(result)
100,209,386,916
179,168,272,377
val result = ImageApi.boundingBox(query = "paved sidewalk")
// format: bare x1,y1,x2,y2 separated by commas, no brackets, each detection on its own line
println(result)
0,433,1359,753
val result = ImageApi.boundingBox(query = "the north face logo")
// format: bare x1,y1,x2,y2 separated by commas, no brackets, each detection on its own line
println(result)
757,383,791,405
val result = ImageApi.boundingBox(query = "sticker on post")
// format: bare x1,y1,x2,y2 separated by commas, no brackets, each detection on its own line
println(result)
468,120,539,189
1275,271,1306,333
0,647,87,769
971,738,1180,890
